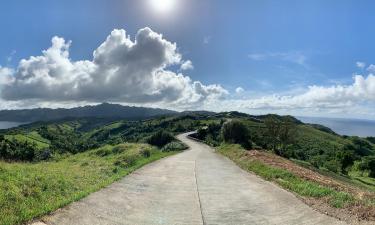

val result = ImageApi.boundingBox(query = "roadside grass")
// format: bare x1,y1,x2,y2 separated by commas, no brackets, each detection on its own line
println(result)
217,144,356,208
0,143,177,225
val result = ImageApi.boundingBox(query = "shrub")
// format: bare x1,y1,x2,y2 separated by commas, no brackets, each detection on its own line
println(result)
140,148,151,158
34,148,52,161
114,153,138,168
323,160,341,173
366,137,375,144
357,156,375,178
94,146,112,157
112,144,127,154
221,120,252,149
147,131,175,148
0,139,38,161
161,141,188,152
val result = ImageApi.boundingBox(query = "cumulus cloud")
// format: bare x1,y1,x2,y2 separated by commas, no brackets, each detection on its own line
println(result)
216,74,375,112
367,64,375,73
2,27,375,118
0,66,14,85
0,28,227,108
235,87,244,94
356,61,366,69
180,60,194,70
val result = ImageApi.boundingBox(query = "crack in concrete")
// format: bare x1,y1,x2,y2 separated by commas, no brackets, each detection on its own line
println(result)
194,160,205,225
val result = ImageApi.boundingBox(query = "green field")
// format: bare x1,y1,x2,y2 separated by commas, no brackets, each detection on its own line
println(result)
0,143,176,225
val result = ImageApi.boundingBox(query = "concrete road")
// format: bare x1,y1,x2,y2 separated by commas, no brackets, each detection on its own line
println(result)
37,132,345,225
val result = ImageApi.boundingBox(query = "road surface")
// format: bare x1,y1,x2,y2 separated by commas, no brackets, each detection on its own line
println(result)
36,132,345,225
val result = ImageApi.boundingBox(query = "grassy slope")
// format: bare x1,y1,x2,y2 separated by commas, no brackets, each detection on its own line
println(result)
0,143,176,225
5,132,50,149
217,144,356,208
239,116,374,186
217,144,375,223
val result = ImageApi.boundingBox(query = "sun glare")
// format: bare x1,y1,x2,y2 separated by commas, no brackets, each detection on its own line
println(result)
149,0,176,13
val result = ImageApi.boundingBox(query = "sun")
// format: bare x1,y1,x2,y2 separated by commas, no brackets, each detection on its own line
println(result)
149,0,176,13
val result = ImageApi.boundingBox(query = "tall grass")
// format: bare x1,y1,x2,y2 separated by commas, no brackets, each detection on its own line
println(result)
0,143,176,225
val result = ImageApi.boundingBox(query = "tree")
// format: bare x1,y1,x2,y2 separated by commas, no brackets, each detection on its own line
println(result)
338,150,355,175
147,130,175,148
264,116,297,157
221,120,252,149
350,137,373,156
264,116,280,151
358,156,375,178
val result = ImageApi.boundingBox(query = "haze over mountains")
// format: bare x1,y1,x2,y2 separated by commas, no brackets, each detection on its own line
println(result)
0,103,177,122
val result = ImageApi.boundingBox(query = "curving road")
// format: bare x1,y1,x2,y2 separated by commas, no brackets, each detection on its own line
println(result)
36,132,345,225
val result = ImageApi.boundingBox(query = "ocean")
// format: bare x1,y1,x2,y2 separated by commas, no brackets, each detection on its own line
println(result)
0,121,27,130
298,117,375,137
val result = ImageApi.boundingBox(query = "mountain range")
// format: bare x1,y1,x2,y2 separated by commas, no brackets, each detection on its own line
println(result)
0,103,178,122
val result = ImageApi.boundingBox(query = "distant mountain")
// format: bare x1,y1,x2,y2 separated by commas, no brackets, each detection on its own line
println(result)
0,103,177,122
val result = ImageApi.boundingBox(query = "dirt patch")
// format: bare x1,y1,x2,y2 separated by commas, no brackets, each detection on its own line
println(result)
246,150,375,224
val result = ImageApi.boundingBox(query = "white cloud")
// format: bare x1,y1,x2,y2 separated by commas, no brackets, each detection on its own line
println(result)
356,61,366,69
2,28,375,119
367,64,375,73
210,74,375,114
0,66,14,85
180,60,194,70
0,28,227,109
235,87,244,94
248,51,307,66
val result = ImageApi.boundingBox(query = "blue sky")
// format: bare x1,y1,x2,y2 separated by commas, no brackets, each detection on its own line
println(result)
1,0,375,119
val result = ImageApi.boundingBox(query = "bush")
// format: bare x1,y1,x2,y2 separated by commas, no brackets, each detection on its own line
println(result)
34,148,52,161
112,144,127,154
114,153,138,168
221,120,252,149
0,139,38,161
94,146,112,157
140,148,151,158
147,131,175,148
357,156,375,178
161,141,188,152
366,137,375,144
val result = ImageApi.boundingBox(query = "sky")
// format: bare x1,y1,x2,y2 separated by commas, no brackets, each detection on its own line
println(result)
1,0,375,119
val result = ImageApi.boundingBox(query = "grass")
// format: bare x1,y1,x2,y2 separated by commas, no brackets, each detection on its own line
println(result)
0,143,177,225
5,133,50,149
291,158,375,192
26,131,51,145
217,144,356,208
349,171,375,192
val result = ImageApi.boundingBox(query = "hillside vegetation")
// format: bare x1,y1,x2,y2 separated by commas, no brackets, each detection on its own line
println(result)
0,103,176,122
190,112,375,222
0,111,374,223
193,112,375,180
0,114,199,225
0,143,175,225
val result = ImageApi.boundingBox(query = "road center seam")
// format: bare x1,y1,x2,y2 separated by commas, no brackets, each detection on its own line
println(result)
194,160,206,225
